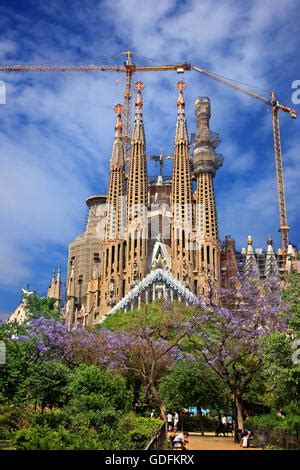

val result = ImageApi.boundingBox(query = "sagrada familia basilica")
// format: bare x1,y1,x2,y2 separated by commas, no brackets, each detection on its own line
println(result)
9,80,298,325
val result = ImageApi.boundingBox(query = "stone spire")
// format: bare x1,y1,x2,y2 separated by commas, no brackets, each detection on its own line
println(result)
193,97,223,295
66,260,75,300
54,265,62,307
47,266,62,308
47,269,56,297
286,243,296,272
244,235,260,278
125,81,148,289
101,104,127,313
171,80,193,285
264,236,279,278
127,81,148,216
64,260,76,328
105,103,126,241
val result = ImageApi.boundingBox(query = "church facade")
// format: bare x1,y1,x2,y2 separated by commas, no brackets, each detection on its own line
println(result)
53,80,292,327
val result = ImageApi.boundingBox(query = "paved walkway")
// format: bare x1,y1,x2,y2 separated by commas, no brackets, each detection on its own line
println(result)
187,433,258,451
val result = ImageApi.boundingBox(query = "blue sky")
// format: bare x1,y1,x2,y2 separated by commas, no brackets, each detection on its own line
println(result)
0,0,299,320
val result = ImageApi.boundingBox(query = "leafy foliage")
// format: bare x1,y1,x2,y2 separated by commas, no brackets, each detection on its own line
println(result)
1,273,299,449
25,293,61,321
159,360,231,413
68,364,132,412
26,361,71,412
246,413,300,433
282,272,300,330
187,278,287,427
0,323,35,403
259,332,299,414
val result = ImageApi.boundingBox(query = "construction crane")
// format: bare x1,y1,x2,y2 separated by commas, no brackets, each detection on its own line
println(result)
192,65,297,253
0,51,190,156
0,52,296,252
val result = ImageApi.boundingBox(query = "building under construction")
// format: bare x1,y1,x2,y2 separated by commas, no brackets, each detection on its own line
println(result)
44,80,298,327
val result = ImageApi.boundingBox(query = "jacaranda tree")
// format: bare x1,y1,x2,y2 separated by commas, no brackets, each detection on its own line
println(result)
189,277,287,431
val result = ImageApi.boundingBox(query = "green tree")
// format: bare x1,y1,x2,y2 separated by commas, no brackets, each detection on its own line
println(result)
26,361,71,413
159,360,231,413
68,364,132,412
187,278,286,431
260,332,299,414
0,323,34,403
282,272,300,331
25,293,61,321
100,301,202,421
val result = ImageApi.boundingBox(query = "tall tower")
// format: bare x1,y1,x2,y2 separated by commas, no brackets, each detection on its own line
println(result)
193,97,223,294
47,265,62,308
126,81,148,289
101,104,127,312
244,235,260,278
171,80,193,285
264,235,279,278
65,260,76,327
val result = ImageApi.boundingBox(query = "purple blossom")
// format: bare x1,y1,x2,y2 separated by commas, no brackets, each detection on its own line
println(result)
14,335,31,342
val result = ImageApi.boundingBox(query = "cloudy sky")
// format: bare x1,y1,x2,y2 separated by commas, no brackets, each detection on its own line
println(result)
0,0,299,320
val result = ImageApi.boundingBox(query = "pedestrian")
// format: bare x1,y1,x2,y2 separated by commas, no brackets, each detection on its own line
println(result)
221,414,228,436
238,428,253,448
173,411,179,431
167,412,173,432
172,432,189,450
215,413,226,437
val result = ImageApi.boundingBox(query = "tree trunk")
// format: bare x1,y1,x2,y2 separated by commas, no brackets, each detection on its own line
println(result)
198,406,204,436
41,400,46,414
149,382,167,425
236,395,244,431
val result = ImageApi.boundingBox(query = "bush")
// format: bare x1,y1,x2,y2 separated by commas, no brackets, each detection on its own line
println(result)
119,413,163,450
69,365,132,412
246,413,300,433
276,415,300,433
0,405,35,439
68,407,120,431
34,410,72,429
12,425,103,450
11,413,163,450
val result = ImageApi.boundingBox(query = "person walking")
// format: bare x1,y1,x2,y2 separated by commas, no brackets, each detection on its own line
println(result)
167,412,173,432
173,411,179,431
172,432,189,450
215,413,226,437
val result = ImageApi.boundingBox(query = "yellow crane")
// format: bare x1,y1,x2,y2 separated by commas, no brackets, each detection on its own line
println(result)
0,51,297,252
192,65,297,253
0,51,190,156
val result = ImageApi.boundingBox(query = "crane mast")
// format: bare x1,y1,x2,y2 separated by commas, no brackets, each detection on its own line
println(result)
193,66,297,253
272,105,289,251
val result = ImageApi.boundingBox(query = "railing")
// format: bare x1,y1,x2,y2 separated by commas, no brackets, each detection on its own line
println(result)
145,423,166,450
253,429,300,450
0,440,12,450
